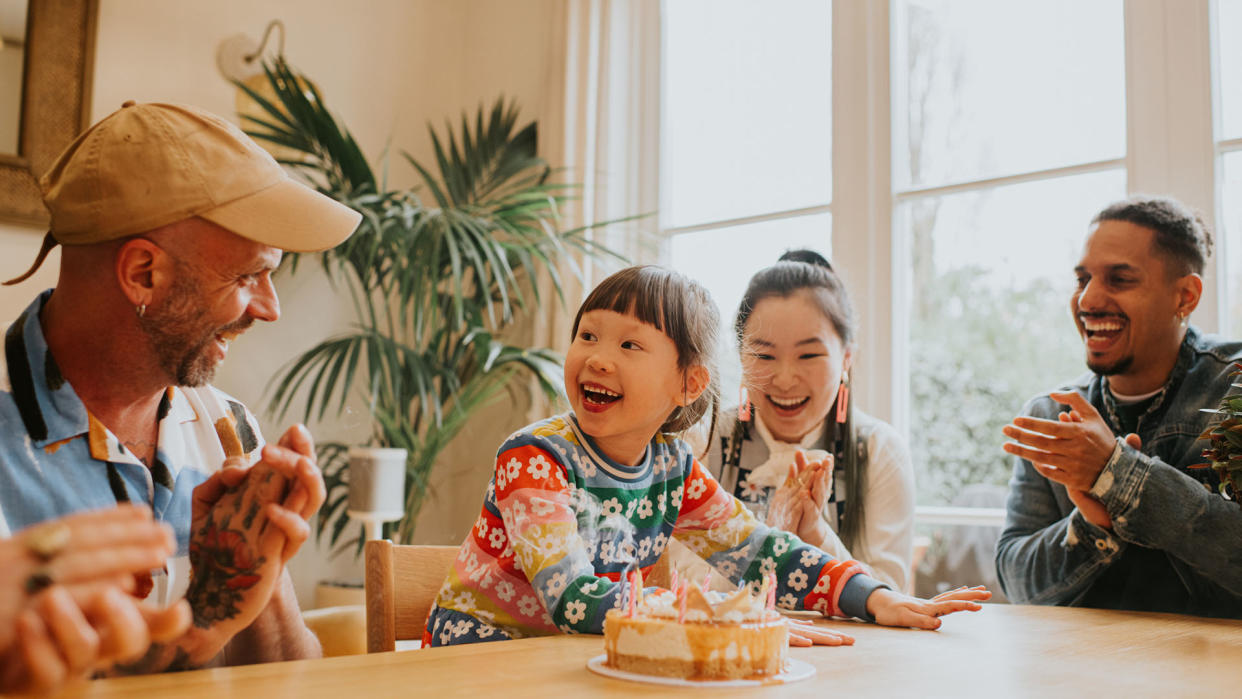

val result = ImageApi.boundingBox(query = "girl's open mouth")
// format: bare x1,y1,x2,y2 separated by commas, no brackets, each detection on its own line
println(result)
582,383,622,407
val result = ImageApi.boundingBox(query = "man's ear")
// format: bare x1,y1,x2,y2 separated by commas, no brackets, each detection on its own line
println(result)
1175,273,1203,318
680,365,711,405
115,238,168,307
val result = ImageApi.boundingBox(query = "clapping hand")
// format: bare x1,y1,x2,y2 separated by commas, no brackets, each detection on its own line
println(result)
767,451,833,547
0,506,191,693
1002,392,1117,490
184,424,324,659
1002,393,1141,531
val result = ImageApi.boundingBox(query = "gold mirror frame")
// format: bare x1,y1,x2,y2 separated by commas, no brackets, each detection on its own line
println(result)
0,0,97,226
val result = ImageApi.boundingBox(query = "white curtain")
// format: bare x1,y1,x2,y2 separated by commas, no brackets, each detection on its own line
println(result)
532,0,663,365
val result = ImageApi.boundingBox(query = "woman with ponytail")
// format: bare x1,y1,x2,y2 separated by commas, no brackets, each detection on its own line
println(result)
708,250,916,592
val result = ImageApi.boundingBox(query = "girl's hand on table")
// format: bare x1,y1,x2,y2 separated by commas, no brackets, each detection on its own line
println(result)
786,617,853,647
866,586,991,630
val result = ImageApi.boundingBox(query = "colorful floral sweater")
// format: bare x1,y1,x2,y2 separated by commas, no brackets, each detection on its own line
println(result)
423,413,886,646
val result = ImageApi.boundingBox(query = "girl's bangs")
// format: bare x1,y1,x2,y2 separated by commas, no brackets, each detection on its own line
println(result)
576,267,674,335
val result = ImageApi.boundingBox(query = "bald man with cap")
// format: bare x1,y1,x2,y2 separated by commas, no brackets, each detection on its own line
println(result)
0,101,360,673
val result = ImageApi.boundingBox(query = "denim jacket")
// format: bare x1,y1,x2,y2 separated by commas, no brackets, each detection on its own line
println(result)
995,326,1242,617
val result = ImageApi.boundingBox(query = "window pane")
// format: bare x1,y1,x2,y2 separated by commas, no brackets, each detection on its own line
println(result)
1223,151,1242,336
667,213,831,403
903,169,1126,506
662,0,831,229
1218,0,1242,141
893,0,1125,190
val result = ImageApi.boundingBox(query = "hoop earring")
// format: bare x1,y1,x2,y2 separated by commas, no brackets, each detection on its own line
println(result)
738,386,751,422
136,303,146,318
835,371,850,424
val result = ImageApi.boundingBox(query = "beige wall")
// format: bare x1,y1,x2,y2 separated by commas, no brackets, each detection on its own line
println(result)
1,0,564,606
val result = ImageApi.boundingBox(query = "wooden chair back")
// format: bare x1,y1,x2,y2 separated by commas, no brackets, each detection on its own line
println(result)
364,540,459,653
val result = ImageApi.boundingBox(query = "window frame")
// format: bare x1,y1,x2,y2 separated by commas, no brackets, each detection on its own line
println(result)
829,0,1218,437
658,0,1220,523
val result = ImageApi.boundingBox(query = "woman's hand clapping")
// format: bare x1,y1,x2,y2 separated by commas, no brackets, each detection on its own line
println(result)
766,451,833,547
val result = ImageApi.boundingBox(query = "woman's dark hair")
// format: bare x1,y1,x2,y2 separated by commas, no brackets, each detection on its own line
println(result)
571,266,720,442
735,249,868,556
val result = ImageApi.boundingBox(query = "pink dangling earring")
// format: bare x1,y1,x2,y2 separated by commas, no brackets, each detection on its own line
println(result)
738,386,752,422
835,371,850,424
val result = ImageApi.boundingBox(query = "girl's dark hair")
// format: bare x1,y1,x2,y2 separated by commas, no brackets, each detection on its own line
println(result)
735,249,868,556
571,265,720,442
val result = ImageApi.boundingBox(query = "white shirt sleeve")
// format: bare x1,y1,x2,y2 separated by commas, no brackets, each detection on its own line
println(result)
816,420,916,593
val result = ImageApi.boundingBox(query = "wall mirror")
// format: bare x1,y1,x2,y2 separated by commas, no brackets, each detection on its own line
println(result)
0,0,96,227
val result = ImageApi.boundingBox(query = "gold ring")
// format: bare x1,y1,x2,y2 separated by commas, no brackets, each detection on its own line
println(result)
24,566,54,595
23,520,71,561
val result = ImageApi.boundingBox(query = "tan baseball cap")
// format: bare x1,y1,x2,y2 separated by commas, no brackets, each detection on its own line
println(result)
5,100,361,285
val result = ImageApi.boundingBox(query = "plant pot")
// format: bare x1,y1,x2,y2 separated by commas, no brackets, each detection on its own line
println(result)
346,446,407,540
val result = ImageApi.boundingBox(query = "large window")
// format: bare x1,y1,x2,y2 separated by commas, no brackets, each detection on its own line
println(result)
1217,0,1242,335
893,0,1127,505
662,0,832,401
659,1,1224,521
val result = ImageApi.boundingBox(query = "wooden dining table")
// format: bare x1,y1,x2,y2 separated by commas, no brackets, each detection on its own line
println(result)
53,604,1241,698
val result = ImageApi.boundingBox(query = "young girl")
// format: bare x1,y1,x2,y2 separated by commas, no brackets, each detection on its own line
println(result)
710,250,916,592
424,266,985,647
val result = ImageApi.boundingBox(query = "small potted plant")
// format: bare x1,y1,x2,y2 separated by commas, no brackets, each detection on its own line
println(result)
1197,362,1242,503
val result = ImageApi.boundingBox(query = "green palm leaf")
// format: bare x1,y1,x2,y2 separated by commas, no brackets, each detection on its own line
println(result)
245,58,627,547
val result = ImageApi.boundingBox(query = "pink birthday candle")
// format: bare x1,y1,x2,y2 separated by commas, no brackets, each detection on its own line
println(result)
628,570,638,617
701,570,711,591
767,573,777,610
678,584,688,623
669,569,679,595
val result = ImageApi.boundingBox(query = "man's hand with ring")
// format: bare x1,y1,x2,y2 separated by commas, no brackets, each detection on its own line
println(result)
0,505,190,693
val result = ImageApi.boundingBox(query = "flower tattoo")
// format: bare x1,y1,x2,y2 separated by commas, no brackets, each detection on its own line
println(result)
186,525,265,629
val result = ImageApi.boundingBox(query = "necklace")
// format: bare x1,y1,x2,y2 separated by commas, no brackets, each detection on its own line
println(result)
1101,379,1168,436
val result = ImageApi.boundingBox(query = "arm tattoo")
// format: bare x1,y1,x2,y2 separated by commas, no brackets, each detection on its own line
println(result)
186,519,266,629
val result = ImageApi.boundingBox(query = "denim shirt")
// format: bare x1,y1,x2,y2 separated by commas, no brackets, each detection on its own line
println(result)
996,326,1242,617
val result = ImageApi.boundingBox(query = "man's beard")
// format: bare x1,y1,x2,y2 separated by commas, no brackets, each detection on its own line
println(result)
138,274,251,387
1087,353,1133,377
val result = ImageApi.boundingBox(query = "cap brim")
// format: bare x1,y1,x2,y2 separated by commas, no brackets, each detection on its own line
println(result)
199,178,361,253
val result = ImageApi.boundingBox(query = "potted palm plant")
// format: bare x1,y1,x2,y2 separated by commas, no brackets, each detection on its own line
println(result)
239,59,620,550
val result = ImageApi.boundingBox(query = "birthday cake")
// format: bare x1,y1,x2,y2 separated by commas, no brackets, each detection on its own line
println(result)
602,580,788,681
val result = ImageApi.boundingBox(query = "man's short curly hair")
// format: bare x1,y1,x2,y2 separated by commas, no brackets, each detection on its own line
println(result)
1092,196,1213,277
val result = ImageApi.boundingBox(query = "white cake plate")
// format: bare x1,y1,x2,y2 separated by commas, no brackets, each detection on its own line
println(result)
587,654,815,688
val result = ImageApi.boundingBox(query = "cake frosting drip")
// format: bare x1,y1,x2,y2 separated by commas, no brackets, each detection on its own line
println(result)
637,586,778,623
603,580,788,681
